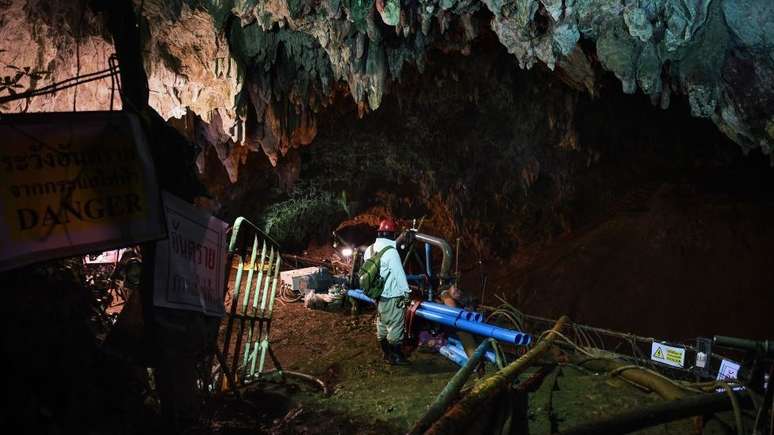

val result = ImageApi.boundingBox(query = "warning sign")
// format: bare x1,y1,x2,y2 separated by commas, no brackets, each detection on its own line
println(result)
153,192,228,317
651,342,686,368
0,111,165,271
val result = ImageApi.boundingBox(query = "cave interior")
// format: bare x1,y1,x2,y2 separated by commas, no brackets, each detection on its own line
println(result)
1,0,774,433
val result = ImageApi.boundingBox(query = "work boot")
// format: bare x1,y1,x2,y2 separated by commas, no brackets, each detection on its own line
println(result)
389,342,410,366
379,339,392,363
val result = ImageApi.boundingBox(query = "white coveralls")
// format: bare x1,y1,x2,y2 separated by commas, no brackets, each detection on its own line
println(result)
363,237,410,345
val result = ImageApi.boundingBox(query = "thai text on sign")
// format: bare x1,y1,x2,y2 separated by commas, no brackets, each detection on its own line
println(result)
153,192,228,317
0,111,165,271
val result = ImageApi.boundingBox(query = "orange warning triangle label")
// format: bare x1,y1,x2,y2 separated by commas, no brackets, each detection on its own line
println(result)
654,347,664,359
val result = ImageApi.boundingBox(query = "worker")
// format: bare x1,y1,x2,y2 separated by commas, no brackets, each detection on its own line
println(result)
364,217,411,365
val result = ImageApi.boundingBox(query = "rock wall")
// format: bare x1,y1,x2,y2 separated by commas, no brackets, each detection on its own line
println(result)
0,1,119,112
208,0,774,162
2,0,773,179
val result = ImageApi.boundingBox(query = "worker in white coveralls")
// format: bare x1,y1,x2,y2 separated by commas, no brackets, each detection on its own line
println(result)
364,218,411,365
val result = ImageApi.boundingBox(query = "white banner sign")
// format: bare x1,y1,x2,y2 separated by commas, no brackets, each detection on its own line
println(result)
650,342,686,368
153,192,228,317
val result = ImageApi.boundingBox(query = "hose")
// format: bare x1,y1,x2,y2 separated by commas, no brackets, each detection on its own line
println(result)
261,369,329,395
277,282,302,303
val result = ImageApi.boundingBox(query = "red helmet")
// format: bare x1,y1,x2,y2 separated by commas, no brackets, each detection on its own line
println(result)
378,218,397,233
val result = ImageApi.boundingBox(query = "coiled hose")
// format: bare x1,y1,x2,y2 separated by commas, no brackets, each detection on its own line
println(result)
278,282,303,303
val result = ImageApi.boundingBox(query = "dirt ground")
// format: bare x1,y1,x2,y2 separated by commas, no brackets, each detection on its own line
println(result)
196,302,744,434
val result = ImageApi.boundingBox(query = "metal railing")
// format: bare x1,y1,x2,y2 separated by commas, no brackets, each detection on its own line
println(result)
220,217,283,387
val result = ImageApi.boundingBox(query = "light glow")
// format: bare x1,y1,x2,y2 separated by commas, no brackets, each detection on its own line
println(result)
341,247,353,257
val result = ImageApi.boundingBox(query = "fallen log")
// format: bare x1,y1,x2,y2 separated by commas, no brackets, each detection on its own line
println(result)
425,316,569,435
572,356,688,400
557,391,753,435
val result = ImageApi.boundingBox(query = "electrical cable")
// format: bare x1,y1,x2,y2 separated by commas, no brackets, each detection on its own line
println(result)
721,382,745,435
0,66,119,105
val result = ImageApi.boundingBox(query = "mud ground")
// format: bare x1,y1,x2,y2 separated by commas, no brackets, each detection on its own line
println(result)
195,302,742,434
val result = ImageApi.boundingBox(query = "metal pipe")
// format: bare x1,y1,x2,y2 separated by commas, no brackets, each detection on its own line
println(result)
421,301,483,322
346,290,532,346
415,232,453,279
425,242,433,278
425,242,434,300
714,335,774,357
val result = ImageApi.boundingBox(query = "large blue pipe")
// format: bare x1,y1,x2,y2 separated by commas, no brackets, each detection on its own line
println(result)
347,291,482,323
347,290,532,346
421,301,483,323
416,308,532,346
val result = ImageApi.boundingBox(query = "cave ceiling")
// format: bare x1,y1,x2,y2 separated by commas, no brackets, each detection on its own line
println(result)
1,0,773,182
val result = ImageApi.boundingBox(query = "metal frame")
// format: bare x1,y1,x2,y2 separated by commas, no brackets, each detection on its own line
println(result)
220,217,284,389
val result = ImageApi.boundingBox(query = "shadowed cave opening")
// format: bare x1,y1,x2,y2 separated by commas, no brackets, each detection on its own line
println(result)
195,30,774,342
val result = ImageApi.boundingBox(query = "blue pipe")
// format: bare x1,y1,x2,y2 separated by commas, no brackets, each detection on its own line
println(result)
349,292,483,323
447,336,497,364
421,301,483,323
446,341,497,365
415,308,532,346
438,344,468,366
347,289,375,304
346,290,532,346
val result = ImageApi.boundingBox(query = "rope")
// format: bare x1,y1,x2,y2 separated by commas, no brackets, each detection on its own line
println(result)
535,329,595,357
